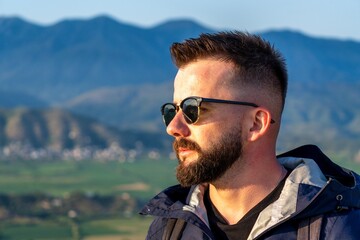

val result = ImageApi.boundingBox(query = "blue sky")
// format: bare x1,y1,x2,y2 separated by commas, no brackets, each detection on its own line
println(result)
1,0,360,41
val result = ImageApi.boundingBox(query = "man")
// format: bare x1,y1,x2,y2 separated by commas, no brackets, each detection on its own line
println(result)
140,32,360,239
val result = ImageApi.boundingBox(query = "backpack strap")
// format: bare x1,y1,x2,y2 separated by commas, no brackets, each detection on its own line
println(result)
297,215,323,240
162,218,187,240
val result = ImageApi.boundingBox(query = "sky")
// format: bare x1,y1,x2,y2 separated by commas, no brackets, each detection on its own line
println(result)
1,0,360,41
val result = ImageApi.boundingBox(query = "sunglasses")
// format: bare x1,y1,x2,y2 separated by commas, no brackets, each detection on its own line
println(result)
161,96,275,126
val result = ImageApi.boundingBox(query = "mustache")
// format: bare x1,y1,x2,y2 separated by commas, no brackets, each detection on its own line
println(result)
173,138,201,152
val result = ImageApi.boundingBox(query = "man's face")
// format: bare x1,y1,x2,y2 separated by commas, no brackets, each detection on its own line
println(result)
167,59,247,186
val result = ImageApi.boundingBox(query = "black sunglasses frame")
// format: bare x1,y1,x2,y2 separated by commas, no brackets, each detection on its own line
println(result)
161,96,275,126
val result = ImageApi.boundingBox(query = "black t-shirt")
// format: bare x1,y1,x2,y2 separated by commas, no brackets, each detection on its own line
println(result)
204,173,288,240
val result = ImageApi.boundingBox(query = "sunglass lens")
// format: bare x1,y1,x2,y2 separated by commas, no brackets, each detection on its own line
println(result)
182,98,199,124
162,104,176,126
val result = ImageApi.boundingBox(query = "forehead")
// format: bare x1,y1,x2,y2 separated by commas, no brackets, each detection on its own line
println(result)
173,59,238,102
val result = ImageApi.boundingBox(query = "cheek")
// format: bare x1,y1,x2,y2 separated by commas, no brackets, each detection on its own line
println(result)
189,127,218,150
191,125,230,149
190,113,244,147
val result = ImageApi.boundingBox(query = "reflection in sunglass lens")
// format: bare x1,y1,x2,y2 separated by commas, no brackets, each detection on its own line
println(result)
182,98,199,124
162,104,176,126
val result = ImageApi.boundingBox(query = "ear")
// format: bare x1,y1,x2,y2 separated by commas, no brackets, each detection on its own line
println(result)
248,108,272,142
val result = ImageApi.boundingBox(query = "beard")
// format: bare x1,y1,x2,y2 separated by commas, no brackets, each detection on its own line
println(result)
173,127,243,187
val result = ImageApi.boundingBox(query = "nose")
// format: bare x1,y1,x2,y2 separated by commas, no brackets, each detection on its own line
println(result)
166,110,191,137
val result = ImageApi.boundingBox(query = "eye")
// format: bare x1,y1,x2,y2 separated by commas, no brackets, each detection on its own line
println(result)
198,102,210,112
199,106,208,112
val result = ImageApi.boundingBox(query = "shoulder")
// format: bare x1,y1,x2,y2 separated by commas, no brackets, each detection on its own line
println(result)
322,209,360,238
145,217,168,240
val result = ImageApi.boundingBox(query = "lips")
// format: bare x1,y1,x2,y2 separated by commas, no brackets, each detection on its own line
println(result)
174,138,199,151
173,138,201,164
178,147,192,152
178,147,195,156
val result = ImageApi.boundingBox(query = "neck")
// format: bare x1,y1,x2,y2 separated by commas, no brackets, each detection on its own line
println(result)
208,155,287,224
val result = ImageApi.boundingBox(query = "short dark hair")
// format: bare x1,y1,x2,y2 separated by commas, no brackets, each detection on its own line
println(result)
170,31,288,111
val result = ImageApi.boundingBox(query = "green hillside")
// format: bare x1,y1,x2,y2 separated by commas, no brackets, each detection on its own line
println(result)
0,158,177,198
0,158,177,239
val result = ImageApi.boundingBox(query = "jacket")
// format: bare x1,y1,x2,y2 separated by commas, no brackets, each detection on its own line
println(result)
140,145,360,239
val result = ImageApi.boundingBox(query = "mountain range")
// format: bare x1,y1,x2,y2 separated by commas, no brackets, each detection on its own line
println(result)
0,15,359,160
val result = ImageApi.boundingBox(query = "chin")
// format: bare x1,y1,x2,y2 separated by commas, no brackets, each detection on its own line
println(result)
180,157,198,167
178,152,199,165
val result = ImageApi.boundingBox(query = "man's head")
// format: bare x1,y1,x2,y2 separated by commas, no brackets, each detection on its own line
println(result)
170,31,287,112
164,31,288,187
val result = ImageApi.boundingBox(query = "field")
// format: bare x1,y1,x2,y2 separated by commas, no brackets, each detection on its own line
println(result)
0,158,178,199
0,216,153,240
0,158,178,239
0,156,358,239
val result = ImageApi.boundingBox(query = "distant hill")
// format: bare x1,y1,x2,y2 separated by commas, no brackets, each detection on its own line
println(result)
0,108,169,151
0,16,359,161
260,30,360,84
278,81,360,157
63,82,173,132
0,90,48,108
0,16,213,103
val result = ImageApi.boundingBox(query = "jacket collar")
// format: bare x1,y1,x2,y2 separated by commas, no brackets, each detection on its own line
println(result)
278,144,357,188
278,145,360,211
